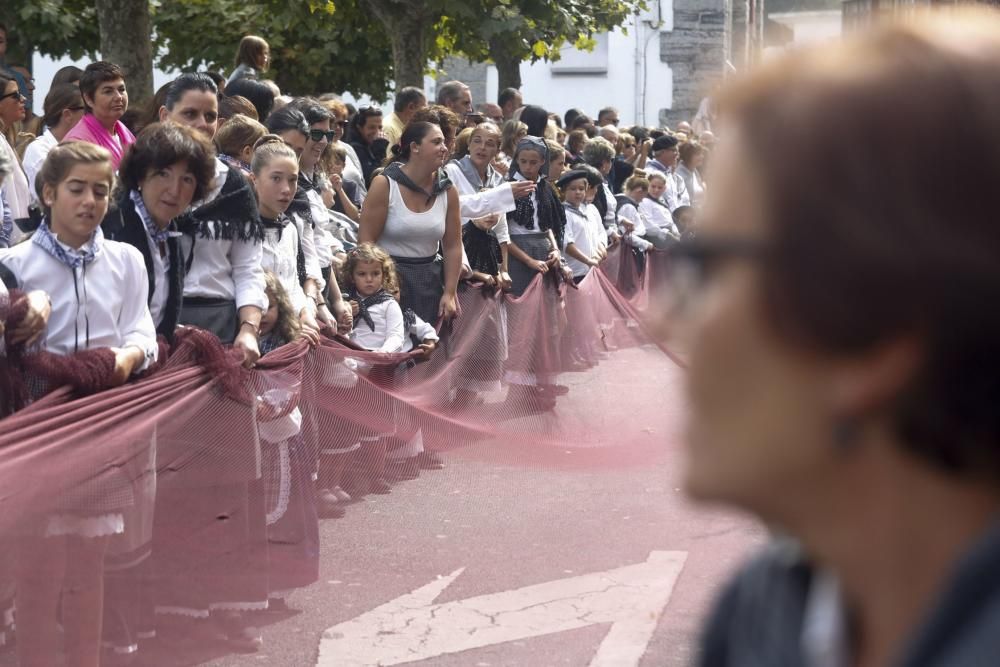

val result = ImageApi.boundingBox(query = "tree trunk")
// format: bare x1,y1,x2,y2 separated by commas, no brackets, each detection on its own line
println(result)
94,0,154,104
366,0,431,92
490,37,522,91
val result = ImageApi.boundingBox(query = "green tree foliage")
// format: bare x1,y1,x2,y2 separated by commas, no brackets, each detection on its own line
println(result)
445,0,647,90
153,0,394,98
5,0,641,98
0,0,100,63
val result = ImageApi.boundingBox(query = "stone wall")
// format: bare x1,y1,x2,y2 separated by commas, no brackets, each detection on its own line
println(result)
436,57,490,107
660,0,730,127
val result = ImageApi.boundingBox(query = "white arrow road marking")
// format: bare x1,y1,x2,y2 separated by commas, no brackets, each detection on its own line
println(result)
316,550,688,666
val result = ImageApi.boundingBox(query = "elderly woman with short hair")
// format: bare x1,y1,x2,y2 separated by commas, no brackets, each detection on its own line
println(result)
683,10,1000,666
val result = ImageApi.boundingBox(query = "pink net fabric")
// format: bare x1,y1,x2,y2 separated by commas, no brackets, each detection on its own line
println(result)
0,245,683,662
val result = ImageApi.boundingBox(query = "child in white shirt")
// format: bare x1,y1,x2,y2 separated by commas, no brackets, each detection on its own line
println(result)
339,243,405,495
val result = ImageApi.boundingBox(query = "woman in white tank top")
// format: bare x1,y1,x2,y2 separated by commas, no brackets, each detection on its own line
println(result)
359,121,462,326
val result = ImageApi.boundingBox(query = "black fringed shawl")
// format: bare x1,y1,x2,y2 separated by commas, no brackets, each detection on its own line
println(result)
462,222,501,276
175,164,263,243
506,137,566,249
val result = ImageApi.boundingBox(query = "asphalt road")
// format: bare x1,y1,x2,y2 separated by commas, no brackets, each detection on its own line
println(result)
198,345,767,667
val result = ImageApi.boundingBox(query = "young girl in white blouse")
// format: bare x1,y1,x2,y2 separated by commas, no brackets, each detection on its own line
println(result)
0,141,157,667
340,243,405,494
250,135,322,347
343,243,405,354
638,172,680,249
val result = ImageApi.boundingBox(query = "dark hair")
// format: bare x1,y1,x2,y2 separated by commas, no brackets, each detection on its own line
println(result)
218,94,258,122
235,35,269,69
724,11,1000,479
569,114,592,132
394,86,426,113
498,87,520,108
42,84,83,129
435,80,468,107
203,70,226,90
0,74,16,100
410,104,460,149
265,105,308,136
225,78,275,123
133,82,172,136
630,125,650,143
118,122,217,202
287,96,333,125
520,104,549,138
351,106,383,129
564,108,583,129
164,73,218,111
391,121,437,162
597,107,618,123
79,61,126,111
349,106,383,143
51,65,84,88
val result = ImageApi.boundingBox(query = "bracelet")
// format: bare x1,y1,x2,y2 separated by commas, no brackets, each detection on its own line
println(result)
239,320,260,335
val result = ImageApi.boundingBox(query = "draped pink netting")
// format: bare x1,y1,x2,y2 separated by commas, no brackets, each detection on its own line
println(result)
0,245,681,662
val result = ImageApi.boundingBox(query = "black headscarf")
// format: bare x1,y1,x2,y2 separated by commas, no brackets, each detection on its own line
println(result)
506,137,566,249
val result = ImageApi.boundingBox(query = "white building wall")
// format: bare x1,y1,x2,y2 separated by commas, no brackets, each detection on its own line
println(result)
489,8,674,128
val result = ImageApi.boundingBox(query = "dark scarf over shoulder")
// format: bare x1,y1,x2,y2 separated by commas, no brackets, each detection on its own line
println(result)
450,156,503,192
101,192,184,341
462,222,501,276
383,162,452,205
285,180,315,286
175,164,264,243
348,288,396,332
506,178,566,249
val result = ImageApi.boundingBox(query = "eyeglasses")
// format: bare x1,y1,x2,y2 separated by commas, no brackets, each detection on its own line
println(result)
309,129,336,142
0,91,25,103
68,105,86,112
665,236,768,312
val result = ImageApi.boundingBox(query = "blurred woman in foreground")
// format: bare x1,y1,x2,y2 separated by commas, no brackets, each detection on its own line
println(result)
680,11,1000,666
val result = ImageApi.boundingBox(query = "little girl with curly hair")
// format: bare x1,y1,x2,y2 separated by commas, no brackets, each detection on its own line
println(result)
340,242,404,354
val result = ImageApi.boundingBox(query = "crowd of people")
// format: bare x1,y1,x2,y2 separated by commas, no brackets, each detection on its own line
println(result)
0,31,710,667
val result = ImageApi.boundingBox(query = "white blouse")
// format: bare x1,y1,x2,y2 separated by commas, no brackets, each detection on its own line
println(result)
261,221,310,317
0,231,158,370
443,162,514,245
0,136,30,244
143,227,174,328
676,164,706,208
21,130,58,206
180,160,268,311
639,197,680,236
338,141,368,199
563,204,606,278
299,186,333,288
350,299,404,353
401,311,439,353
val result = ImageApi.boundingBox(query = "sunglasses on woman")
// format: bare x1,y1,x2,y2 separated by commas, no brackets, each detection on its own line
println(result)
0,91,25,103
309,129,336,142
